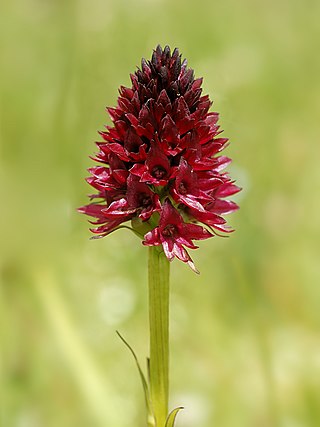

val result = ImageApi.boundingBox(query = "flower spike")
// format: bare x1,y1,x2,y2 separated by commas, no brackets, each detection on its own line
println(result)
79,46,240,271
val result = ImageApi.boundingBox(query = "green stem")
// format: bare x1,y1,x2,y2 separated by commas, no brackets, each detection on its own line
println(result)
148,247,170,427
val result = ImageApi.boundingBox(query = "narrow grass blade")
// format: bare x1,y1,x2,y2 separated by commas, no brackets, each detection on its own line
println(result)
116,331,155,426
165,407,184,427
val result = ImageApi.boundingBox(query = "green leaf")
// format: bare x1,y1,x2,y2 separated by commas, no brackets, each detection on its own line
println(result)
116,331,155,426
165,407,184,427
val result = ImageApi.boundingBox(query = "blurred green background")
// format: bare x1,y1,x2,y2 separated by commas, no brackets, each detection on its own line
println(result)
1,0,320,426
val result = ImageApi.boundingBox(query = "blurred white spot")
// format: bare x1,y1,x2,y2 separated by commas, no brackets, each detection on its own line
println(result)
219,44,264,90
197,44,264,93
264,193,301,236
78,0,114,31
116,395,139,426
97,280,136,325
15,410,39,427
282,418,305,427
171,392,211,426
228,164,250,203
170,293,189,337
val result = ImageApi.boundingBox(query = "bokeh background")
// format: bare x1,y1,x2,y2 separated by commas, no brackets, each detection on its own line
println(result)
1,0,320,426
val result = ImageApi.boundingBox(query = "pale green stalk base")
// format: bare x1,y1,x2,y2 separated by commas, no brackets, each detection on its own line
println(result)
148,247,170,427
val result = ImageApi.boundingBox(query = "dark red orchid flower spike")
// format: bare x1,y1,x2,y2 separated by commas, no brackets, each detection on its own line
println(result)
79,45,240,271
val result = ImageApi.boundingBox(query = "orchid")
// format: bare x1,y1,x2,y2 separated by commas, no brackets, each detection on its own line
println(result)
79,45,240,427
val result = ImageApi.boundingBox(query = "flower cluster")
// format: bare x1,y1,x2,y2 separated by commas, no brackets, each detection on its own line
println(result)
79,45,240,271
